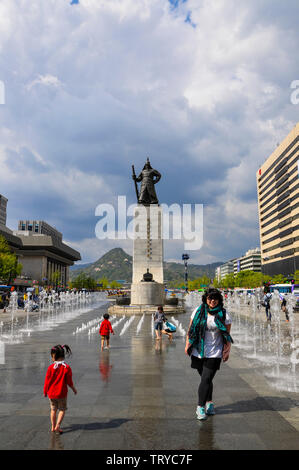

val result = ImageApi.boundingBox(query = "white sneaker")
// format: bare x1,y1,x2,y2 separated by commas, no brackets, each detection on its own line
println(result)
196,406,207,420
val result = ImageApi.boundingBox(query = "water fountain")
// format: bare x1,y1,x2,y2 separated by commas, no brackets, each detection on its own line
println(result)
170,316,186,337
0,290,24,344
73,315,105,335
9,290,18,339
226,288,299,392
182,288,299,393
136,314,145,335
119,316,135,336
185,291,202,310
0,340,4,364
111,315,126,330
0,290,108,344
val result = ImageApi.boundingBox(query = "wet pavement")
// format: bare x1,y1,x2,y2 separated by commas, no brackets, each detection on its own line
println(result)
1,302,299,450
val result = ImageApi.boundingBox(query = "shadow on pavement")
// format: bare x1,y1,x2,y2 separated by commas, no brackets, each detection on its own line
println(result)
62,418,131,433
216,396,295,414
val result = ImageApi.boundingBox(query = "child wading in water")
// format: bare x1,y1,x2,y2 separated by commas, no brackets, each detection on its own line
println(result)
44,344,77,434
99,314,115,351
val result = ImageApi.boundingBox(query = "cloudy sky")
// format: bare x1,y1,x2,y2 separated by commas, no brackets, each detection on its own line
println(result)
0,0,298,265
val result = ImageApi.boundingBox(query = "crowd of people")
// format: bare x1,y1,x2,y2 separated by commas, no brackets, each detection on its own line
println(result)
0,287,96,313
107,289,129,297
0,288,52,312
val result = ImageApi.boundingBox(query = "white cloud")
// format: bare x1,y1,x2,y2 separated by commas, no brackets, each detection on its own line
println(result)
27,74,62,90
0,0,298,265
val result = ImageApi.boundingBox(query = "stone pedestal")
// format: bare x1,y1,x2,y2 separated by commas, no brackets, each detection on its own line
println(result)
131,281,164,306
130,204,164,306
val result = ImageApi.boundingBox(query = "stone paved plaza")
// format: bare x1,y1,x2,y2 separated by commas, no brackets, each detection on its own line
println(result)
1,301,299,451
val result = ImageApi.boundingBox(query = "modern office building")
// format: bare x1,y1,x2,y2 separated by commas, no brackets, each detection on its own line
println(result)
216,248,261,280
257,122,299,277
233,248,261,274
0,194,7,226
215,259,235,281
18,220,63,241
0,195,81,286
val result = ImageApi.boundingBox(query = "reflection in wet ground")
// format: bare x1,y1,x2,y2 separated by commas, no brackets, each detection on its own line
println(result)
1,304,299,450
99,352,113,382
49,432,64,450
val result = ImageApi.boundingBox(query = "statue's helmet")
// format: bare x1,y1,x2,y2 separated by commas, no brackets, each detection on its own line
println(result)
143,157,152,170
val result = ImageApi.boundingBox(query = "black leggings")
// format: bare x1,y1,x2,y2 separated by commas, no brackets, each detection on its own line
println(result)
191,356,221,407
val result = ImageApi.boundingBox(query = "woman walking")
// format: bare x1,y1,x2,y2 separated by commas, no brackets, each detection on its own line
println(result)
185,288,233,421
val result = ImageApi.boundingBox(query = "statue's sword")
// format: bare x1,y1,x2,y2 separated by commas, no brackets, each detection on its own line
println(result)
132,165,139,201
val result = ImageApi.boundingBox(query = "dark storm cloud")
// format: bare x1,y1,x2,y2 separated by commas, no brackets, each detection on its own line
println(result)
0,0,298,263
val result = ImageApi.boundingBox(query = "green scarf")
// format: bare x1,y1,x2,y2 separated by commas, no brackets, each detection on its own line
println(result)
187,303,233,357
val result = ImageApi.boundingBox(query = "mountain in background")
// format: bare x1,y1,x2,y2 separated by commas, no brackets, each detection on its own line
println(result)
70,248,133,281
70,248,223,283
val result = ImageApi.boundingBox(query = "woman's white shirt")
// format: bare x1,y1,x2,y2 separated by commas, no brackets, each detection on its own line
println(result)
190,306,232,359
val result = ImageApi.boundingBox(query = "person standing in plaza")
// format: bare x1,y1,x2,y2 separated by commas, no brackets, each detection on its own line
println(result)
185,288,233,421
153,305,167,340
2,292,7,312
99,313,115,351
44,344,77,434
264,292,272,322
281,297,289,322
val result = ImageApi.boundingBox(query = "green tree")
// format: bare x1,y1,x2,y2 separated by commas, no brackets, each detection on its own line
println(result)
71,273,97,290
212,277,221,288
213,270,281,290
98,277,109,289
50,270,61,288
109,280,121,289
86,277,97,290
71,273,87,289
0,235,23,284
271,274,287,284
187,275,211,290
221,273,236,289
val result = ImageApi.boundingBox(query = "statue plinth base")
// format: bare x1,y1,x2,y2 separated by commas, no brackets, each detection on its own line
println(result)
129,204,164,307
130,281,164,306
108,303,185,316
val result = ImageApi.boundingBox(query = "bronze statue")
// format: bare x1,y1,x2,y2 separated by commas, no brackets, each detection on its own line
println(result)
132,158,161,205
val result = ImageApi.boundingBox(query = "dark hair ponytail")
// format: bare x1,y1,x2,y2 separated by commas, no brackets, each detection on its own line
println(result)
50,344,72,360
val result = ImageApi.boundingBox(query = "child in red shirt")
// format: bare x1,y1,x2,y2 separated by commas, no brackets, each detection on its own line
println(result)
99,313,115,351
44,344,77,434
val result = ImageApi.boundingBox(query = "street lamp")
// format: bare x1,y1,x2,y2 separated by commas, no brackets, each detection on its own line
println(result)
182,253,190,292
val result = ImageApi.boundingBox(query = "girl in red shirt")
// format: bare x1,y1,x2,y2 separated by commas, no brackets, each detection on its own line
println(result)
44,344,77,434
99,314,115,351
